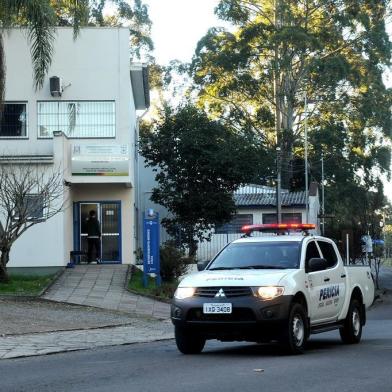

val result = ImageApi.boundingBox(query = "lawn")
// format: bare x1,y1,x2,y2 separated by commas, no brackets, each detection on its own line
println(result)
128,267,177,301
0,275,55,296
384,258,392,267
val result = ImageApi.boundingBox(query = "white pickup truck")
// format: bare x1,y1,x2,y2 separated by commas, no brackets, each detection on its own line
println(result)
171,224,375,355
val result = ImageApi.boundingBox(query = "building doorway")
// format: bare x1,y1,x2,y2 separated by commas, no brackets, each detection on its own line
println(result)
75,201,121,264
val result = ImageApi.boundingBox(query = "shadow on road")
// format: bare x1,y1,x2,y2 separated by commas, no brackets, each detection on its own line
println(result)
201,336,344,357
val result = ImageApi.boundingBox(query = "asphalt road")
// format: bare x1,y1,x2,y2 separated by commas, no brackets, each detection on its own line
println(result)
1,299,391,392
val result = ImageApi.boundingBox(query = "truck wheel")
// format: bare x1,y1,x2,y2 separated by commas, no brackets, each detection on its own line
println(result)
175,326,206,354
339,298,362,344
281,303,308,355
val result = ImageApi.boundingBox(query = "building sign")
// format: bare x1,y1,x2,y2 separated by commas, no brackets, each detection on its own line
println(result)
143,210,161,286
71,144,129,176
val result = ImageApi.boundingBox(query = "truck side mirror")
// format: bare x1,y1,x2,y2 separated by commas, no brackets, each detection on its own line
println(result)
308,258,327,272
197,260,209,271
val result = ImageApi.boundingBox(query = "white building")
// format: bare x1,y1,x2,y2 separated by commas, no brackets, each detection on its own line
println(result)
196,183,321,261
1,28,149,272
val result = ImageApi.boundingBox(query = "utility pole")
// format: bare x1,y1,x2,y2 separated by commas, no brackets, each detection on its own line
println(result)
304,90,309,223
274,0,282,224
276,147,282,223
321,154,325,235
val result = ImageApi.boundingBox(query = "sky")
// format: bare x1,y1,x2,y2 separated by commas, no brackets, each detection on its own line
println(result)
143,0,392,200
143,0,224,65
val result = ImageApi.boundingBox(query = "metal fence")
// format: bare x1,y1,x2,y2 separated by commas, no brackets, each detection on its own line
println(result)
196,233,243,262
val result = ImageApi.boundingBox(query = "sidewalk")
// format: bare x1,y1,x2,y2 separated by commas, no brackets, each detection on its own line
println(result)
0,321,173,360
42,264,170,319
0,265,174,360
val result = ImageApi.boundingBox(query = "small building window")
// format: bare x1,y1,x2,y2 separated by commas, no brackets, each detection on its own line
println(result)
0,102,27,137
215,214,253,234
14,194,44,221
38,101,115,138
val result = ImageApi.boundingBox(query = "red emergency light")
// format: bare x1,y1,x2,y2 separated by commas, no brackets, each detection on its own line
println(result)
241,223,316,235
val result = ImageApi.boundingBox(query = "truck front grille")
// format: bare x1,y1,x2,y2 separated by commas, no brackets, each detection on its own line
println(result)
194,287,253,298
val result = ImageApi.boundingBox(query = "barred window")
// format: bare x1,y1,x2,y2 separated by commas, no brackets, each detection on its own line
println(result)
215,214,253,234
0,102,27,137
38,101,115,138
262,213,302,224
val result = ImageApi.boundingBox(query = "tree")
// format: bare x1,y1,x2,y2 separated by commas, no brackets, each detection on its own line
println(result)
190,0,391,191
140,104,269,255
0,162,65,283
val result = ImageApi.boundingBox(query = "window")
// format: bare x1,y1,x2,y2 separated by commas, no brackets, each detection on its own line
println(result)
208,242,301,270
215,214,253,234
305,241,321,271
15,195,44,220
262,213,302,224
0,102,27,137
37,101,115,138
317,241,338,269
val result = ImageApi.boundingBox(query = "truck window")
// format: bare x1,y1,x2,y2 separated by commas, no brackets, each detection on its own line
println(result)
317,241,338,269
208,242,301,270
305,241,321,271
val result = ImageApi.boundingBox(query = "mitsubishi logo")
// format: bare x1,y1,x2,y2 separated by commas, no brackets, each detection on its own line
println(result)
215,288,226,298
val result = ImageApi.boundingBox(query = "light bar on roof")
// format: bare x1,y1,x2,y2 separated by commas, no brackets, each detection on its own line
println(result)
241,223,316,234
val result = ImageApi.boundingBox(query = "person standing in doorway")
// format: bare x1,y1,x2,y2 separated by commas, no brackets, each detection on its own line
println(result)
86,210,101,264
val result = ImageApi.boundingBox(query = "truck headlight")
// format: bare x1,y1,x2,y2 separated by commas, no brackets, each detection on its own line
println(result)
174,287,195,300
253,286,285,300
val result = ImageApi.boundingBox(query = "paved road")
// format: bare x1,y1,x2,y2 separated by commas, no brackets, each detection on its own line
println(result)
1,300,391,392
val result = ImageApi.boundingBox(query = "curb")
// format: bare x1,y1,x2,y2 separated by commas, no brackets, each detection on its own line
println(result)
0,322,136,338
39,268,65,296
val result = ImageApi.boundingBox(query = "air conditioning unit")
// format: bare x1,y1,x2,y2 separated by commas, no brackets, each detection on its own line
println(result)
50,76,63,97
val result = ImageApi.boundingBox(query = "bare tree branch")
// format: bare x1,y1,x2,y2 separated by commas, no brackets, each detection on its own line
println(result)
0,160,65,281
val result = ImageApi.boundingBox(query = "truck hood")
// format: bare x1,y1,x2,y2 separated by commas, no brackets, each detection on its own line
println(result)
179,269,290,288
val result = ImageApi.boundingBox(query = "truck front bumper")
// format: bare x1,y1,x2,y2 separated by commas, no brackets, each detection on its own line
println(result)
171,295,293,341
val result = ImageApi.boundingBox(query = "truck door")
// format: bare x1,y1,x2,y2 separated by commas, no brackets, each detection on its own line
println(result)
316,240,346,320
304,240,329,324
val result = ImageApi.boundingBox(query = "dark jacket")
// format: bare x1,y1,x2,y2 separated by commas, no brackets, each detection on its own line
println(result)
86,217,101,237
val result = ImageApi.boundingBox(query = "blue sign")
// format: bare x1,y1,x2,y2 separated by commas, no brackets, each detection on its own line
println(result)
143,211,161,286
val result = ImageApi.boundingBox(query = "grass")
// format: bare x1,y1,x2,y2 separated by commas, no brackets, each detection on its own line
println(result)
0,274,55,296
128,267,177,301
384,258,392,267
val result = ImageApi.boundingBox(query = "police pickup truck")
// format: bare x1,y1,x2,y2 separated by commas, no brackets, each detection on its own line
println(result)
171,224,375,355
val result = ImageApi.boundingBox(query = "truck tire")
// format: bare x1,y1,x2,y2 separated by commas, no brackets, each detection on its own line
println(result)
175,326,206,354
339,298,362,344
281,303,308,355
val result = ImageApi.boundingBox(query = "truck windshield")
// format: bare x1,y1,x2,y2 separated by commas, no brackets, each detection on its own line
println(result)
208,242,301,270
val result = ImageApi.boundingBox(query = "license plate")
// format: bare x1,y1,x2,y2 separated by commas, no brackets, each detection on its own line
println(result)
203,303,232,314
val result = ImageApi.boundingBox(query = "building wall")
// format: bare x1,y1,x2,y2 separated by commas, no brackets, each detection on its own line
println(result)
3,28,136,158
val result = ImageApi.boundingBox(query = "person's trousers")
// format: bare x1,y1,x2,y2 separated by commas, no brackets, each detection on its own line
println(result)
87,238,101,262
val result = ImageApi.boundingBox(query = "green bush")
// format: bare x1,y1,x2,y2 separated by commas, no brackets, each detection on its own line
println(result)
160,241,193,282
